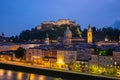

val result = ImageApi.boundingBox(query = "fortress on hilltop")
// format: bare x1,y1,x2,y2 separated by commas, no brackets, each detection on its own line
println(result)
37,19,76,30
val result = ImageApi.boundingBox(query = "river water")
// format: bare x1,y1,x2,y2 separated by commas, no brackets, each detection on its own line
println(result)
0,69,67,80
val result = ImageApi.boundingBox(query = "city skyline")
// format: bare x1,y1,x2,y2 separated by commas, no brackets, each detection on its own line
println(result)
0,0,120,37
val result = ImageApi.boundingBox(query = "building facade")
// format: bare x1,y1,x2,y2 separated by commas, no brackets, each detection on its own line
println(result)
87,25,93,44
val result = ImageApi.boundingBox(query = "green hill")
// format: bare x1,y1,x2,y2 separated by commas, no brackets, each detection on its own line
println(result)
9,25,120,43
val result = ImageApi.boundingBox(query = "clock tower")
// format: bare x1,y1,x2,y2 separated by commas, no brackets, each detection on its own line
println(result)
87,25,92,44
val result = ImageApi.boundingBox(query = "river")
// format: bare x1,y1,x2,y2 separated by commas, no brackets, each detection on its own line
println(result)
0,69,67,80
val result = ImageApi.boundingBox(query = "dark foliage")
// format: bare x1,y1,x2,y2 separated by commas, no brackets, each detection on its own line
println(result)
15,47,26,59
9,25,120,43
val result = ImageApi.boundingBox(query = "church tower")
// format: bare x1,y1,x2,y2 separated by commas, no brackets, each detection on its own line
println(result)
45,33,50,45
87,25,92,44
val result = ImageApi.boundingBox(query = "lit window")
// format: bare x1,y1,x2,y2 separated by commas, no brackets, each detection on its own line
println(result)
118,66,120,68
110,58,112,60
110,65,113,67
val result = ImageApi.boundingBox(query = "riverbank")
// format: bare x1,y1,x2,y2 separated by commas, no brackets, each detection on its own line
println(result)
0,62,119,80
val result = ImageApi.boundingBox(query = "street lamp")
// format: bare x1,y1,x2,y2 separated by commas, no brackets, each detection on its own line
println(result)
114,62,117,73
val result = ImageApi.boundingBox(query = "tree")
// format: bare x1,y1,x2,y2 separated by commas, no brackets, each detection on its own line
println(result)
15,47,26,60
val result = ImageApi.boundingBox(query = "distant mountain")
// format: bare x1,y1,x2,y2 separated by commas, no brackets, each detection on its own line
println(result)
112,20,120,30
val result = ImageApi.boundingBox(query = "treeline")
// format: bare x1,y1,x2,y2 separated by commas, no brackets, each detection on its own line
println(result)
9,25,120,43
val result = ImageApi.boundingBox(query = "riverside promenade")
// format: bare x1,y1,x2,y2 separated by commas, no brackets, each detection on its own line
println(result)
0,62,119,80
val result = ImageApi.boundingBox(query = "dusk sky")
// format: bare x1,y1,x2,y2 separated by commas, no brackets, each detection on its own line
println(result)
0,0,120,37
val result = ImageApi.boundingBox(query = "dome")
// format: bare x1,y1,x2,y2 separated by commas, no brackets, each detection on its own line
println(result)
64,27,72,38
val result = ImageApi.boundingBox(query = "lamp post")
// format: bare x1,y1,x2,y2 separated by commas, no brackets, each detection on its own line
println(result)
114,62,117,73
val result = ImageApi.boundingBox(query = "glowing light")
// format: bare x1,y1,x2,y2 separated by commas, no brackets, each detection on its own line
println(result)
0,69,4,76
30,74,35,80
110,58,113,60
7,70,12,76
17,72,22,79
32,56,40,58
110,65,113,67
38,75,45,80
57,59,64,64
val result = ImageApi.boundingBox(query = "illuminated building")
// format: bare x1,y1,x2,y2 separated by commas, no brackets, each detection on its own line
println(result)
20,44,40,49
57,49,77,68
0,44,19,52
113,51,120,69
89,53,99,73
0,50,15,61
89,53,114,73
37,19,76,30
96,35,119,46
26,48,44,64
26,46,57,67
87,25,93,44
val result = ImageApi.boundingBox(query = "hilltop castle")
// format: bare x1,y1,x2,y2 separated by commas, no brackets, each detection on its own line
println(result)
37,19,76,30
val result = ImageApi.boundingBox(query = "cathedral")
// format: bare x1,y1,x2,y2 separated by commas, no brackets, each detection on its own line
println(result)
58,25,93,44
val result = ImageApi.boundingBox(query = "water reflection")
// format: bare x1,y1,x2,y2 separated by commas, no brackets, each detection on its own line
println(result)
0,69,66,80
7,70,12,76
17,72,22,80
38,75,46,80
30,74,35,80
0,69,4,76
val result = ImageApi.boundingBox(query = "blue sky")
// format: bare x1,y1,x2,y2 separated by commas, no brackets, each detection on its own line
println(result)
0,0,120,37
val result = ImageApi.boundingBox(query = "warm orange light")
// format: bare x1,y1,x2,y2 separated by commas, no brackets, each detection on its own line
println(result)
7,70,12,76
38,75,45,80
0,69,4,76
30,74,35,80
17,72,22,79
57,58,64,64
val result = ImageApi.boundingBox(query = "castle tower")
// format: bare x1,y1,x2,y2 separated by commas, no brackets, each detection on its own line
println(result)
45,33,50,45
87,25,92,44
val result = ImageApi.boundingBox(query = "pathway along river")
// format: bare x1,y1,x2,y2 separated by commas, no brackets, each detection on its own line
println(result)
0,69,67,80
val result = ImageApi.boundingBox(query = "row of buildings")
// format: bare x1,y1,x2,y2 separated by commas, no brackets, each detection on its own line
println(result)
25,44,120,72
0,42,120,73
0,25,120,75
